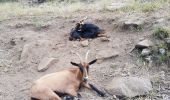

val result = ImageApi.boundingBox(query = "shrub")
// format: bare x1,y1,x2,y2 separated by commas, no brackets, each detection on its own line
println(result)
153,27,170,39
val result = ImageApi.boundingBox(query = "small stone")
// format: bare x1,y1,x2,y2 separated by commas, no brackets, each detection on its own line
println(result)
3,67,9,72
156,18,165,23
10,39,16,46
38,57,58,72
81,40,89,47
0,49,4,52
123,19,144,30
136,39,153,49
159,48,166,55
107,2,126,9
105,77,152,98
15,23,23,28
100,37,110,42
165,38,170,44
145,56,152,62
141,49,151,56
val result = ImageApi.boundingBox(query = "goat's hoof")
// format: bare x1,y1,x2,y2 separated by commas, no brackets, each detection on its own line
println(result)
63,95,74,100
99,92,106,97
77,93,82,98
74,97,80,100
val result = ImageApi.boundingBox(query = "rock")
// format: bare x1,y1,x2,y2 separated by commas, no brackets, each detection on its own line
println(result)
156,18,165,24
38,57,58,72
100,37,110,42
0,49,4,52
165,38,170,44
141,49,151,56
136,39,153,49
145,56,152,62
159,48,166,55
81,40,89,47
20,40,54,63
107,2,126,9
96,49,119,61
10,39,16,46
123,19,144,30
105,77,152,98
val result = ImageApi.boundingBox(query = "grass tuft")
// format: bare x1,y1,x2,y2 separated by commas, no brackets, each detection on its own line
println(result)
153,27,170,39
121,0,170,12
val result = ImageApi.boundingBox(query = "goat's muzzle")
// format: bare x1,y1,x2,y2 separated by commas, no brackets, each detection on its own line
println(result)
83,76,89,82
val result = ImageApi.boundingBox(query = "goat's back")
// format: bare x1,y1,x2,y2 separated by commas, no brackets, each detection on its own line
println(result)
30,69,80,99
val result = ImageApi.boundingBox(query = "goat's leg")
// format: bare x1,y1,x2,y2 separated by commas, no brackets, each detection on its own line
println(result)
66,89,80,100
83,83,105,97
47,90,62,100
98,33,109,38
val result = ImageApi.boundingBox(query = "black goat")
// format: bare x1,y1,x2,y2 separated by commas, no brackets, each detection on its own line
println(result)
69,21,107,41
37,0,46,3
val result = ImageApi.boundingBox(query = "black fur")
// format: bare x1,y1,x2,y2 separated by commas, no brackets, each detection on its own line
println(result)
70,62,84,73
69,23,104,40
63,95,74,100
31,97,39,100
54,91,68,97
37,0,46,3
89,59,97,65
89,83,105,97
69,29,82,40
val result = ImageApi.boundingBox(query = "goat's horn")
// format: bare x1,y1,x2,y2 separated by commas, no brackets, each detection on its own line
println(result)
73,52,83,62
80,16,87,23
85,50,90,62
84,16,88,20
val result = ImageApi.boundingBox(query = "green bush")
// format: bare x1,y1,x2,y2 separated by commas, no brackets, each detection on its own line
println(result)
153,27,170,39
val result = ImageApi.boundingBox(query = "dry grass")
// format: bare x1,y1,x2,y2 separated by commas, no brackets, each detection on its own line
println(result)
0,0,169,21
0,0,114,21
121,0,170,12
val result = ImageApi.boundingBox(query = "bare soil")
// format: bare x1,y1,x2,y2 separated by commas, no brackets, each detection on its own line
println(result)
0,8,170,100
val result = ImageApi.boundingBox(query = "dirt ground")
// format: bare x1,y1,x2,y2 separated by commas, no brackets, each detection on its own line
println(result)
0,6,170,100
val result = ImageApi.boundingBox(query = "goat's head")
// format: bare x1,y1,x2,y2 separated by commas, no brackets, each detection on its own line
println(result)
75,17,87,31
75,20,84,31
71,50,97,82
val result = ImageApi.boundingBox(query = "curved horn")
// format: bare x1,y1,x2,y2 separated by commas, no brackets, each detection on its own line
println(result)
84,16,88,20
73,52,83,62
80,16,88,24
85,50,90,62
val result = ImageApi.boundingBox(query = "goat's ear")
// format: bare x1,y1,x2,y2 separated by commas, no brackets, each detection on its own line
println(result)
70,62,79,66
89,59,97,65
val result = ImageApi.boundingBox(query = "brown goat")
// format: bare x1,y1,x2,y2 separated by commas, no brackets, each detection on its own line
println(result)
30,51,105,100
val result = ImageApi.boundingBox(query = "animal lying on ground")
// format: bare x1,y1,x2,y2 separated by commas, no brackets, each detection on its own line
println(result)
30,50,105,100
37,0,46,3
69,20,107,41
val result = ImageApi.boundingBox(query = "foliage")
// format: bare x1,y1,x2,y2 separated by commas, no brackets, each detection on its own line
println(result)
153,27,170,39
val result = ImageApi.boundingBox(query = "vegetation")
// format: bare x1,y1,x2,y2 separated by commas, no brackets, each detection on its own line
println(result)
153,27,170,39
0,0,16,2
0,0,111,21
0,0,169,21
121,0,170,12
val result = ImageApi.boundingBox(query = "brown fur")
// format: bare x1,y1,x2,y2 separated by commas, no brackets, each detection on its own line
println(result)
30,52,104,100
30,68,83,100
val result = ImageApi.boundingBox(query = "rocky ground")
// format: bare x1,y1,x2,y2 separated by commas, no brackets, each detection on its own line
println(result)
0,2,170,100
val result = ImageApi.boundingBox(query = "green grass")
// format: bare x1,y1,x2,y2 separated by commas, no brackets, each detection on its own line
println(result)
153,27,170,39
